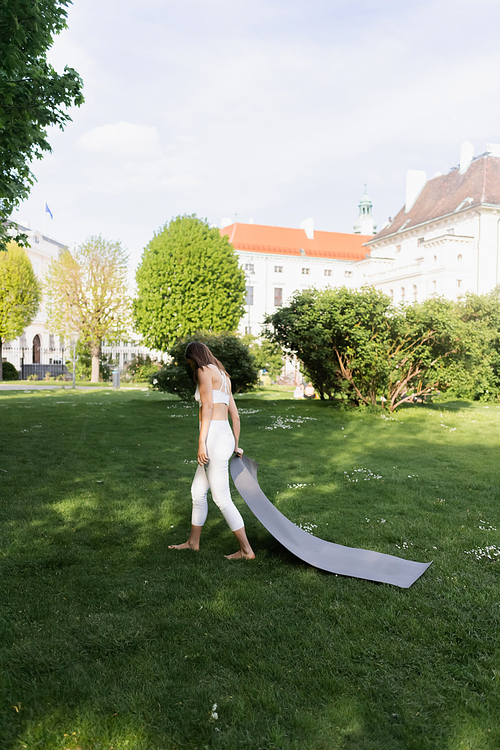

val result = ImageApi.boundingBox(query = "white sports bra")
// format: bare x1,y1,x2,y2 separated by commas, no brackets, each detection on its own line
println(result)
194,365,230,406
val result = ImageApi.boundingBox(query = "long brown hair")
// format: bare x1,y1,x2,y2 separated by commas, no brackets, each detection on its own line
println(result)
185,342,228,383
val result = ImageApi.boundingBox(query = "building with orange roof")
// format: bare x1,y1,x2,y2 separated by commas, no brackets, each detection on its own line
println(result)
220,216,373,336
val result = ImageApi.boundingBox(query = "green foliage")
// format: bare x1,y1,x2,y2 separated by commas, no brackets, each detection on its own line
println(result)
442,290,500,401
264,286,394,403
384,296,466,411
0,242,41,380
134,215,246,350
44,236,131,382
67,340,117,382
265,287,467,411
242,335,284,379
0,361,19,380
152,331,259,400
123,354,161,383
0,0,84,249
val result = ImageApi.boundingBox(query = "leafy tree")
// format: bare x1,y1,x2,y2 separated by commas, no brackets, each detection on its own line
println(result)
264,287,394,403
44,236,131,382
383,297,465,411
443,290,500,401
134,215,246,350
123,354,161,383
0,0,84,249
0,242,41,380
242,334,284,380
66,340,117,382
265,287,466,411
152,332,259,400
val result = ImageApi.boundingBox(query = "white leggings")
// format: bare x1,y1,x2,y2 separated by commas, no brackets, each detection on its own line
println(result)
191,421,244,532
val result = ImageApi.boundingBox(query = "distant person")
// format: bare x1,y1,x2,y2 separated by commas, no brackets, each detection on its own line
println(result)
293,383,305,399
304,382,315,399
169,342,255,560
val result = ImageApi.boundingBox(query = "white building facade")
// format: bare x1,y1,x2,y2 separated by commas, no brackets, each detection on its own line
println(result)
2,224,70,375
363,143,500,303
221,220,373,336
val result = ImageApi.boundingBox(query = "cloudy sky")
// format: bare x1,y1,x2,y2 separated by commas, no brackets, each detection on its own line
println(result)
13,0,500,274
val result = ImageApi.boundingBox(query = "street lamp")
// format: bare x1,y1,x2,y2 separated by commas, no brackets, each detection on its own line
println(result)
68,333,79,389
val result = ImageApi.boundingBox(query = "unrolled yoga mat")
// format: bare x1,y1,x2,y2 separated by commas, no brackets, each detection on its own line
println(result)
230,455,431,588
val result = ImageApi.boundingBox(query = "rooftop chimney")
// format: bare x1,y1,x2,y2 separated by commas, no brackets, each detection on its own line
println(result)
459,141,474,174
486,143,500,157
405,170,427,213
300,217,314,239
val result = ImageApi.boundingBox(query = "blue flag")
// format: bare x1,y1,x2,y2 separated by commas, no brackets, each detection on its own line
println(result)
45,203,53,220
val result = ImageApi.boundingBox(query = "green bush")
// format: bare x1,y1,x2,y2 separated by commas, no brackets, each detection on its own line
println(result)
124,354,161,383
1,361,19,380
151,331,259,400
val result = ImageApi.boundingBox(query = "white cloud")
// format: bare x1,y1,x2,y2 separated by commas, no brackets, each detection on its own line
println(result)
78,122,163,160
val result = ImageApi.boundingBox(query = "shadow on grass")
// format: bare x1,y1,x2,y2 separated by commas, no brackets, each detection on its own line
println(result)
1,392,499,749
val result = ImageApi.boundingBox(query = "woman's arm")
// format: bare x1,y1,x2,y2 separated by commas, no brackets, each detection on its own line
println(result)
197,367,213,465
228,394,242,456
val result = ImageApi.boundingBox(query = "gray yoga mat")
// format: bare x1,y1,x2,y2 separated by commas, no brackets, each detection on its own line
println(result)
230,455,431,588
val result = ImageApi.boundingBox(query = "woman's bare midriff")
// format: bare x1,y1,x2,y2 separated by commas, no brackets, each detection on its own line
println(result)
198,403,229,421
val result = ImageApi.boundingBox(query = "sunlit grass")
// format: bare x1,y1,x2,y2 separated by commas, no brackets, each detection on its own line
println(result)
0,389,499,749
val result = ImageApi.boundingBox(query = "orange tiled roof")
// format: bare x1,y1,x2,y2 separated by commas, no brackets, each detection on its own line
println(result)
369,153,500,243
220,223,372,261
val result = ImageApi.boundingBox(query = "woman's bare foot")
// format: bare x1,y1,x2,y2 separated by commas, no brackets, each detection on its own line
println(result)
169,525,202,551
168,540,199,550
224,549,255,560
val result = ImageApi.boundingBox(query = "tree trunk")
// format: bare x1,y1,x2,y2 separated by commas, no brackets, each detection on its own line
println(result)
0,339,3,381
91,343,100,383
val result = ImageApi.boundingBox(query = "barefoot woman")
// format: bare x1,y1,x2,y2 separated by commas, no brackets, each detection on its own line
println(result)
169,342,255,559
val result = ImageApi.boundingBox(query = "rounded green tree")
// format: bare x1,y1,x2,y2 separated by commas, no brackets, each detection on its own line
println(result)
133,215,246,350
0,242,41,380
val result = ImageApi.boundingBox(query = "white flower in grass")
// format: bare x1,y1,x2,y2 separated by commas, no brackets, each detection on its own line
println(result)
344,468,382,482
211,703,218,720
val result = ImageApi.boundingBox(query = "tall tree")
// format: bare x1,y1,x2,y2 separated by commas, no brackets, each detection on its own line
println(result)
133,215,246,350
0,242,41,379
44,236,131,382
0,0,84,249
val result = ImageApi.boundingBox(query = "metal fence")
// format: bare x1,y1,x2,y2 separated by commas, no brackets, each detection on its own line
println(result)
2,346,71,381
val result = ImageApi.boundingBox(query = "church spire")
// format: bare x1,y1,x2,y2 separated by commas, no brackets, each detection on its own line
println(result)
353,184,377,235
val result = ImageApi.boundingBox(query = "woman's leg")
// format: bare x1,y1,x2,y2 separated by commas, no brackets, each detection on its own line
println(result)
206,423,255,559
168,465,209,550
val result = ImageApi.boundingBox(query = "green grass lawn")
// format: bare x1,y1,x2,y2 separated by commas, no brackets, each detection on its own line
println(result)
0,389,499,750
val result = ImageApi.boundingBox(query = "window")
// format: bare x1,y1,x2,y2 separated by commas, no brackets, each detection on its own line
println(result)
274,265,283,273
245,326,252,335
401,287,405,302
302,267,310,275
433,255,437,263
244,263,254,274
245,285,254,306
413,284,417,302
344,270,353,278
457,254,462,261
396,244,401,253
324,269,332,277
274,287,283,306
49,334,55,350
389,289,394,301
418,237,425,245
457,279,462,288
432,280,437,293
